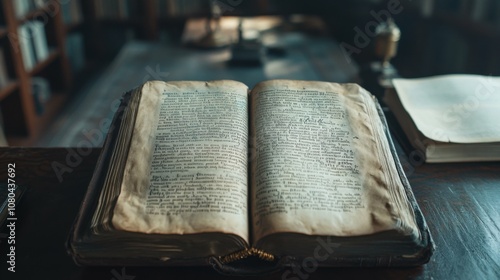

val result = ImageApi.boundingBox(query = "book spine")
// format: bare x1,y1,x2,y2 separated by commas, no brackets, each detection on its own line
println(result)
17,24,36,70
30,21,50,63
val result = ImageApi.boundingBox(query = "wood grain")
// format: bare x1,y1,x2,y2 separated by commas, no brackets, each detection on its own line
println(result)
409,162,500,280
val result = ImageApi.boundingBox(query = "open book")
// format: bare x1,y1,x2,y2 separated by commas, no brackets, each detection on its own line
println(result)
68,80,433,273
385,74,500,163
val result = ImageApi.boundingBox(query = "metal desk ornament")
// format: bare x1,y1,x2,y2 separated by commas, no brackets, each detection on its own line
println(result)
372,18,401,87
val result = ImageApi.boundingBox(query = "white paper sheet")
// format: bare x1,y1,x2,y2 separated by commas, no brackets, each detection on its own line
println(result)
393,75,500,143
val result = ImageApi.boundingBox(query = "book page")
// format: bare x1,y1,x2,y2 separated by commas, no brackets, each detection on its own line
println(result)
112,80,250,243
393,75,500,143
250,80,419,242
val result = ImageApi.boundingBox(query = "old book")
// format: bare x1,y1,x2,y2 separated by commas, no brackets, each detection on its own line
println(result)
385,74,500,163
68,80,433,273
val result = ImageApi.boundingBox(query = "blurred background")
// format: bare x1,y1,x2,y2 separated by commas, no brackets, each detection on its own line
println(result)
0,0,498,146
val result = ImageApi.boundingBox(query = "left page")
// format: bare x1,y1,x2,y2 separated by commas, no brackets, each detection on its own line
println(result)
111,80,250,243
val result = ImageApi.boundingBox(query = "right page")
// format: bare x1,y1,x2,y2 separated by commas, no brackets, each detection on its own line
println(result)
250,80,419,243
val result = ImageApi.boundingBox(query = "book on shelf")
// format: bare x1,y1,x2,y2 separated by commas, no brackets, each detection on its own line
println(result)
67,80,433,274
16,21,50,71
385,74,500,163
17,23,35,70
29,21,49,62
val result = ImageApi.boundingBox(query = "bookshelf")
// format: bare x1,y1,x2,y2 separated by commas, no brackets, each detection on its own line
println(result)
0,0,89,146
0,0,72,146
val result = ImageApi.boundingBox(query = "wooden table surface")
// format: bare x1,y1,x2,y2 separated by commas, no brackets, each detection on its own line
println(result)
0,147,499,280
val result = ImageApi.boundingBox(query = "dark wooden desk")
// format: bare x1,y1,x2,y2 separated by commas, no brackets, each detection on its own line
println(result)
0,147,499,279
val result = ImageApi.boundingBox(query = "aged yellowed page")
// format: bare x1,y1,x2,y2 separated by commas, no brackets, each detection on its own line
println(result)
112,80,250,243
250,80,419,242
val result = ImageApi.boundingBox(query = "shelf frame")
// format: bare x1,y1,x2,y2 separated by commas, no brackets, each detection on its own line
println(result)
0,0,73,145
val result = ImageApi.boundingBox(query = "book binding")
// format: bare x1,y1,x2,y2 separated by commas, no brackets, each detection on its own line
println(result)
66,87,434,274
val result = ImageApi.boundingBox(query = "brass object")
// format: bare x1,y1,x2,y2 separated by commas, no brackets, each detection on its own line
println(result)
374,18,401,67
355,18,402,99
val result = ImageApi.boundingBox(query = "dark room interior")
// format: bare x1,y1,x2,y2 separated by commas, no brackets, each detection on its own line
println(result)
0,1,499,279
